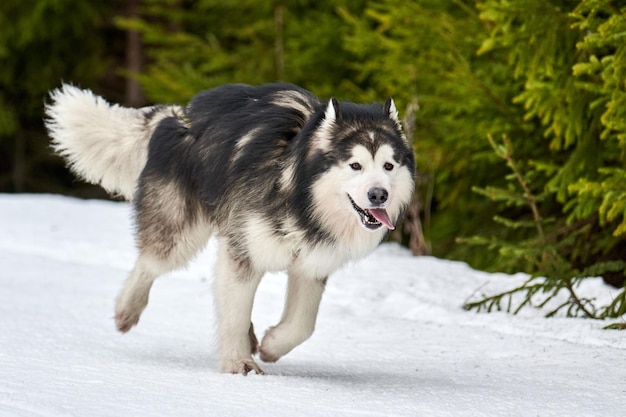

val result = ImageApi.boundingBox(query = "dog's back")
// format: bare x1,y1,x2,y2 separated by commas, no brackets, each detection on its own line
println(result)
186,83,318,137
164,83,321,208
44,83,317,203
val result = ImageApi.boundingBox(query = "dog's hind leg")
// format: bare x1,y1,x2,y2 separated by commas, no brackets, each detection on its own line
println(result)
115,253,163,332
214,238,264,375
259,271,326,363
115,181,211,332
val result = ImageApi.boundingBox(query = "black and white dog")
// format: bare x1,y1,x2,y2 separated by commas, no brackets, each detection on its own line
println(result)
45,83,415,374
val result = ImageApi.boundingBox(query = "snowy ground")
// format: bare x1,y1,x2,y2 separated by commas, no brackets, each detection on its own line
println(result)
0,194,624,417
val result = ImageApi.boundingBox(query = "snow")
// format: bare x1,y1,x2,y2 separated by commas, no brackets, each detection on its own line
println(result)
1,194,624,417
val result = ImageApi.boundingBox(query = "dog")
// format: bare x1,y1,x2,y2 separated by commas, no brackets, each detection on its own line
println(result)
45,83,415,374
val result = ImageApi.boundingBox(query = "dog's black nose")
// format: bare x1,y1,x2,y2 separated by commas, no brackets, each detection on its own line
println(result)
368,187,388,205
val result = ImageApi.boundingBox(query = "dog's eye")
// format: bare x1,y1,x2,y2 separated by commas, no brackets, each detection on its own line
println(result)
384,162,394,171
349,162,362,171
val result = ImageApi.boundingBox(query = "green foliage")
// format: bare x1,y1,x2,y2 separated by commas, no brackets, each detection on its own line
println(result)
567,0,626,238
0,0,113,193
116,0,368,103
569,168,626,236
339,0,527,265
572,0,626,143
452,0,626,321
463,135,626,319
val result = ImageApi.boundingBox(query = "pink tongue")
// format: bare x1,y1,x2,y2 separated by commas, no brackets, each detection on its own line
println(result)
369,208,395,230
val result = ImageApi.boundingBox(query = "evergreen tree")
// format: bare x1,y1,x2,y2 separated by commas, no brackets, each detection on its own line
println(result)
460,0,626,322
341,0,526,265
116,0,369,103
0,0,123,195
343,0,625,322
568,0,626,246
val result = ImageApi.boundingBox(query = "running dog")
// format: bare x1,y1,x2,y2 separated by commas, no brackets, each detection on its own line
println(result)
45,83,415,374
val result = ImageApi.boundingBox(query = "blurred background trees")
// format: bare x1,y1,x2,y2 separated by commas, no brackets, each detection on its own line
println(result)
1,0,624,316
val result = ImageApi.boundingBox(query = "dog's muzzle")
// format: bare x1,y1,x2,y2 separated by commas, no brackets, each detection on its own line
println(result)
348,194,394,231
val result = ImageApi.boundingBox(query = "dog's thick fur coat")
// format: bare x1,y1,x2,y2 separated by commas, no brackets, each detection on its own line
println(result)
45,83,415,374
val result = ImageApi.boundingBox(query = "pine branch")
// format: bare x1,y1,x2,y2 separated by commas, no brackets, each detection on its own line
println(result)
563,280,596,318
487,134,546,244
465,134,613,320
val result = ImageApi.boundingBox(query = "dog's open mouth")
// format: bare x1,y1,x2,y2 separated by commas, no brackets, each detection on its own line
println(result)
348,195,395,231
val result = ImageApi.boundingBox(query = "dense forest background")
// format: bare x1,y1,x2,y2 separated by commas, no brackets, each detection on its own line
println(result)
1,0,625,320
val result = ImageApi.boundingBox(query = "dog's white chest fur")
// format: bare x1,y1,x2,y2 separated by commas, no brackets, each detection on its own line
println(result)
242,213,386,277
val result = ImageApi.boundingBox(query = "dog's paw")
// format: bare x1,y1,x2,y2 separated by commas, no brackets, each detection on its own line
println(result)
259,326,285,363
259,323,313,362
259,323,313,363
114,309,140,333
258,346,279,363
220,358,264,376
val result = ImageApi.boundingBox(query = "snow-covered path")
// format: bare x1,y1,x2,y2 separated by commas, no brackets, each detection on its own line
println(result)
1,195,624,416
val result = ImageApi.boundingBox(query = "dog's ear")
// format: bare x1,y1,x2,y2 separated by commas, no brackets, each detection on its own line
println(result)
314,99,340,152
325,98,340,122
383,97,400,124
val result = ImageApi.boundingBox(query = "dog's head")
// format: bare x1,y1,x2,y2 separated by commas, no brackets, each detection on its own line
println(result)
309,98,415,240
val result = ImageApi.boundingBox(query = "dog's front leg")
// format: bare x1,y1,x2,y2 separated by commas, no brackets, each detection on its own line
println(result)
214,239,263,375
259,269,326,363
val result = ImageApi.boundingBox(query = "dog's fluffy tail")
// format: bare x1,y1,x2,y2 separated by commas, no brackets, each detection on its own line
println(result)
45,84,184,201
